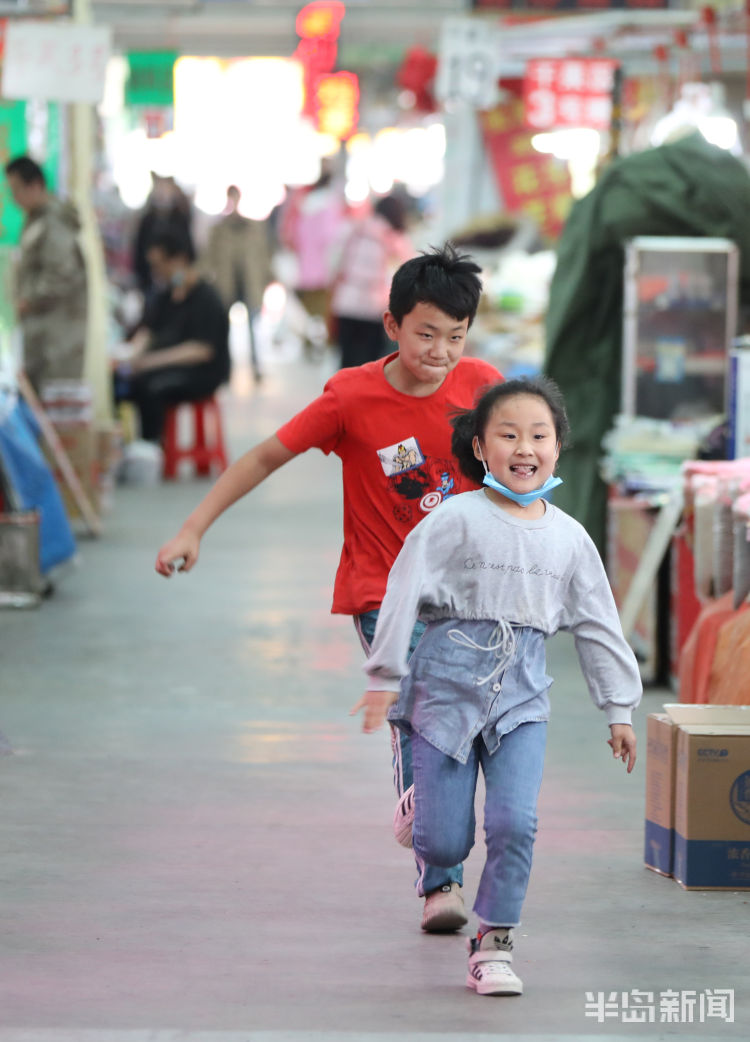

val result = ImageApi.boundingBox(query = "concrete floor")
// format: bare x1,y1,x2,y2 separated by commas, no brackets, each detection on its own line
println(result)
0,342,747,1041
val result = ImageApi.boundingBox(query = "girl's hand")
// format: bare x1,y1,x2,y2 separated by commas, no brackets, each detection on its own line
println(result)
155,528,200,577
608,724,637,773
350,690,398,733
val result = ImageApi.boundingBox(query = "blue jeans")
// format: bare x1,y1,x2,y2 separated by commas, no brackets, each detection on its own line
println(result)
355,610,463,895
411,721,547,925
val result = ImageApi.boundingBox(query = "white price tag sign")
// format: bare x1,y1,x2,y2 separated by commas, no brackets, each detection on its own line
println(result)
436,17,501,110
1,21,111,104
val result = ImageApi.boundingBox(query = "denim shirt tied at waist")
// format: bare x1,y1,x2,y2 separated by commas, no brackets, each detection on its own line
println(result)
387,617,552,765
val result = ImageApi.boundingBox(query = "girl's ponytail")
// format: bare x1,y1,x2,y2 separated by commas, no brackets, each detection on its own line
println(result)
450,405,486,485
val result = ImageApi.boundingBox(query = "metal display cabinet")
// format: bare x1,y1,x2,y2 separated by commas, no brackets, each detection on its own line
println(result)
621,237,739,421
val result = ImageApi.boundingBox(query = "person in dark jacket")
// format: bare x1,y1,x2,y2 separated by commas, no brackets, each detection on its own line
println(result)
115,228,229,443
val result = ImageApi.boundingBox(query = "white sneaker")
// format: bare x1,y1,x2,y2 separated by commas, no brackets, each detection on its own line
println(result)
393,784,414,848
421,882,468,933
466,929,523,996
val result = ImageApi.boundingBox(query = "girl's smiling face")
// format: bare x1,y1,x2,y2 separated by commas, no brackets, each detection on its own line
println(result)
474,393,560,499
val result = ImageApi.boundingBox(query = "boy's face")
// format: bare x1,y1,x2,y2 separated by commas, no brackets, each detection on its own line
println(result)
383,303,469,389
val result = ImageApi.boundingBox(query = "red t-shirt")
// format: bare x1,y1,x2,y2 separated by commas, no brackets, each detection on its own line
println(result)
276,352,502,615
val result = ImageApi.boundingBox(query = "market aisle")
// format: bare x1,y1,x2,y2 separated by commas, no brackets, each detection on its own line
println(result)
0,341,747,1042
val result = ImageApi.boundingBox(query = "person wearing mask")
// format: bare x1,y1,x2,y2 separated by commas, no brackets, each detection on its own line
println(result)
115,228,229,443
4,155,88,394
356,377,640,996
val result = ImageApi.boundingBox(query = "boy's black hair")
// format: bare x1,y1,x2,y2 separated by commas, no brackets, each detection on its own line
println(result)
388,242,482,327
451,376,571,486
145,226,194,261
4,155,45,186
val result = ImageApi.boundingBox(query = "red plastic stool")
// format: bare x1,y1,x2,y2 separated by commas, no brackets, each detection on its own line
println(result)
162,396,228,480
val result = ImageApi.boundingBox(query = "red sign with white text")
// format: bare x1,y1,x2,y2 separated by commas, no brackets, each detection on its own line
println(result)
524,58,618,130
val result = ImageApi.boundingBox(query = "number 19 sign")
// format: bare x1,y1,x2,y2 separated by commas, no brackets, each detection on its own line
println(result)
435,17,502,111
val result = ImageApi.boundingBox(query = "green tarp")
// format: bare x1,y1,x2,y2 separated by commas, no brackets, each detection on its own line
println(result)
544,132,750,556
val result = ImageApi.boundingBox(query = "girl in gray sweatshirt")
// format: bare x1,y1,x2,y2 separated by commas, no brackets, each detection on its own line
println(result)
353,377,641,997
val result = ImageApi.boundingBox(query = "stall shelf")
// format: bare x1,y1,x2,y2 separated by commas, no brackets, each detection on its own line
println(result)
622,236,739,423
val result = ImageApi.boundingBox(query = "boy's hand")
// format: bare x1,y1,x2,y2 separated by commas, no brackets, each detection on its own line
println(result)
155,528,200,577
608,724,637,773
350,690,398,733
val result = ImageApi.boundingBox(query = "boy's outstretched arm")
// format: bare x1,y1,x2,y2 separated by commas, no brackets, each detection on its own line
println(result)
608,723,637,773
155,434,297,576
350,690,399,733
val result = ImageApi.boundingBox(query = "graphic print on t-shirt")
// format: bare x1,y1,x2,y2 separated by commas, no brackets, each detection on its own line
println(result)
377,437,425,476
378,438,458,524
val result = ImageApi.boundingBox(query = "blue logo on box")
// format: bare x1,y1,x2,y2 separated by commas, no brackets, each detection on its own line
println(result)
730,770,750,826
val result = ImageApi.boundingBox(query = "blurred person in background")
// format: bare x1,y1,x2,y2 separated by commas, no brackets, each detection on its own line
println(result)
202,185,273,383
114,228,229,443
279,164,346,348
132,173,195,303
329,193,414,368
4,155,88,394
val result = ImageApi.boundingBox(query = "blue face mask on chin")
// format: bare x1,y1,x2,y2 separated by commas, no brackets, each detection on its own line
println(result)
475,438,563,507
482,471,563,507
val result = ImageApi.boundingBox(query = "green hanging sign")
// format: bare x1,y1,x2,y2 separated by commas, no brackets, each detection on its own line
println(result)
0,99,28,246
125,51,178,108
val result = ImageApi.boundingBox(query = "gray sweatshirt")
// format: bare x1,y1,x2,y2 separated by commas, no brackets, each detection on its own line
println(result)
364,489,642,726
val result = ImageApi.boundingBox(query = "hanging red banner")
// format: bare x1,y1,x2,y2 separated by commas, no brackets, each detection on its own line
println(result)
293,2,358,137
524,57,619,130
480,92,572,240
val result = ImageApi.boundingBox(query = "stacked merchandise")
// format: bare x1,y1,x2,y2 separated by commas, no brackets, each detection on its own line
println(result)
677,459,750,703
645,704,750,890
39,380,123,523
40,381,98,523
601,416,712,683
601,415,710,494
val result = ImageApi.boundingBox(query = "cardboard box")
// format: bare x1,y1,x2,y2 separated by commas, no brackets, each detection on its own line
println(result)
644,713,677,876
645,704,750,883
644,705,750,890
674,723,750,890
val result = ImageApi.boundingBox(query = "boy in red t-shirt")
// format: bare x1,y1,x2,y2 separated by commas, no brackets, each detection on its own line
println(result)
155,243,502,932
